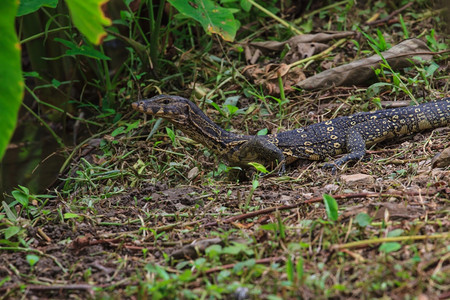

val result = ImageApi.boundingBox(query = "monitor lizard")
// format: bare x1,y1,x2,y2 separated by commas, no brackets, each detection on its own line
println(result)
132,95,450,174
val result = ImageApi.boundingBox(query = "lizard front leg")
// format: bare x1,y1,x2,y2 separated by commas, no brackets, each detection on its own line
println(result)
230,136,286,175
323,129,366,173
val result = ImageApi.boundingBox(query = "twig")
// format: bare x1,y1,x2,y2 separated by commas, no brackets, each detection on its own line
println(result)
366,2,414,26
203,190,443,228
288,38,347,69
24,284,94,291
246,0,302,35
298,0,351,21
332,233,450,250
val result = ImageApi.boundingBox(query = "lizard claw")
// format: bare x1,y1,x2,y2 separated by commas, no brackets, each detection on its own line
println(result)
277,163,286,176
323,162,338,175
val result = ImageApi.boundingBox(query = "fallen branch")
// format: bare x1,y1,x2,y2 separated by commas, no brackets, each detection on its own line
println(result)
203,189,444,228
366,2,413,26
332,233,450,250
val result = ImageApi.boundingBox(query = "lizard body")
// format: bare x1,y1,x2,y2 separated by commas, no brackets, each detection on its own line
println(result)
132,95,450,173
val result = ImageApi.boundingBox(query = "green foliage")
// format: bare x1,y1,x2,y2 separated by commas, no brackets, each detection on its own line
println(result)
55,38,111,60
17,0,58,17
355,212,371,227
0,0,24,161
379,242,401,253
168,0,239,41
65,0,112,44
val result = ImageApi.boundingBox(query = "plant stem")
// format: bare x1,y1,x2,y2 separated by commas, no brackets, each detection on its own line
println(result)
333,233,450,249
21,102,66,149
246,0,302,35
288,38,347,69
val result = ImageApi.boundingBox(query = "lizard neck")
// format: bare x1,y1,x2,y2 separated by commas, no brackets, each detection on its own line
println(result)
176,101,250,155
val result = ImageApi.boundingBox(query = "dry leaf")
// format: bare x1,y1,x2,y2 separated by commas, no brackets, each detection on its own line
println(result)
244,31,355,64
297,38,432,90
243,63,306,95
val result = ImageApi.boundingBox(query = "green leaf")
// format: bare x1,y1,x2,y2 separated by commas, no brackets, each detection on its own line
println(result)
233,258,255,273
54,38,111,60
17,0,58,17
12,191,29,208
257,128,268,135
387,229,404,237
4,226,21,240
166,127,176,146
296,257,304,282
286,257,294,282
323,194,338,221
64,212,82,220
2,201,17,222
240,0,252,12
0,275,11,288
355,212,371,227
379,242,402,253
248,162,269,174
65,0,112,45
168,0,239,41
251,178,259,190
205,244,222,258
111,126,125,137
18,185,30,195
0,0,24,161
225,104,238,115
26,254,40,267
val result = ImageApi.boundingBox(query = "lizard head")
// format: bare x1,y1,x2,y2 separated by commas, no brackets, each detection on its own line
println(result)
132,95,190,125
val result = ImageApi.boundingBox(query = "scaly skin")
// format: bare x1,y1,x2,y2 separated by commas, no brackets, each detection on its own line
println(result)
132,95,450,174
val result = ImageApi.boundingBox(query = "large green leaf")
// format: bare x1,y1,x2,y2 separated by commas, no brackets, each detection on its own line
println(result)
65,0,112,45
0,0,24,160
17,0,58,17
168,0,239,42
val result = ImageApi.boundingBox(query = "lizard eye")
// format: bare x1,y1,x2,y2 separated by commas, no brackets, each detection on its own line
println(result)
162,99,170,104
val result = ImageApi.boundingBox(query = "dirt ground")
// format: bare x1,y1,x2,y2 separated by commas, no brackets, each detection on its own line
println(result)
1,97,449,298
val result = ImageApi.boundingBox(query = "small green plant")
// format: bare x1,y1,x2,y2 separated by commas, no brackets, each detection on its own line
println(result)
285,255,304,287
426,29,447,52
146,228,167,247
166,127,177,147
260,214,286,241
26,254,40,270
243,173,261,211
8,185,54,220
359,28,391,52
322,194,339,222
398,14,409,39
355,212,372,227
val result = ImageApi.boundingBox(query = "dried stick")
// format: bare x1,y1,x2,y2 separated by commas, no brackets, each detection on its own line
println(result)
203,190,444,228
332,233,450,250
366,2,413,26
